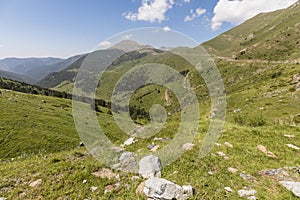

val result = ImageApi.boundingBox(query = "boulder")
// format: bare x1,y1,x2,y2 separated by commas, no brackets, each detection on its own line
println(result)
144,177,193,200
119,152,138,172
139,155,162,179
279,181,300,197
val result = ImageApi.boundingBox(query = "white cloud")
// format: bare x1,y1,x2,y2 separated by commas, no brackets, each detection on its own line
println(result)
184,8,206,22
98,41,112,49
124,0,175,23
163,26,171,32
183,0,190,3
211,0,298,31
122,34,133,40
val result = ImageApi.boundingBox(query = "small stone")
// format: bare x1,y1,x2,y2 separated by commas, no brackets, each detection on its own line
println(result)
247,196,257,200
182,143,194,150
124,137,135,146
182,185,194,197
228,167,238,174
104,182,121,194
147,143,156,150
136,181,145,195
238,189,257,197
150,145,160,152
284,134,295,138
79,142,85,147
240,173,257,182
0,198,7,200
82,180,87,184
215,143,222,147
224,142,233,148
216,151,229,159
29,179,42,187
224,187,233,192
286,144,300,150
257,145,277,158
139,155,162,179
91,186,98,192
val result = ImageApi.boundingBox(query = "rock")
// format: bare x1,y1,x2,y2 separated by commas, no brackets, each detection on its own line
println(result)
215,143,222,147
91,186,98,192
124,137,135,146
139,155,162,179
79,142,85,147
150,145,160,152
279,181,300,197
257,145,277,158
91,168,118,179
104,182,121,194
284,134,295,138
224,187,233,192
147,143,156,150
224,142,233,148
153,137,163,141
228,167,238,174
286,144,300,150
238,189,256,197
82,179,87,184
182,143,194,150
0,198,7,200
29,179,42,187
216,151,229,159
144,177,192,200
233,108,241,113
240,173,257,182
136,181,146,195
182,185,194,197
247,196,256,200
119,152,138,172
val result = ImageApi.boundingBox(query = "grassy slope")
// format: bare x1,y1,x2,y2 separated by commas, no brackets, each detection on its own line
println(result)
202,2,300,61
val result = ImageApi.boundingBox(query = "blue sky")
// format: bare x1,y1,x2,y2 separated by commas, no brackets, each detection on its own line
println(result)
0,0,297,58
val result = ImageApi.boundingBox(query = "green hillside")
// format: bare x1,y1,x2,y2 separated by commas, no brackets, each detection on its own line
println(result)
202,1,300,61
1,2,300,199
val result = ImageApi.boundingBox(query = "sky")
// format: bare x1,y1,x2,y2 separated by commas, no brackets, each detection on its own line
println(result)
0,0,298,59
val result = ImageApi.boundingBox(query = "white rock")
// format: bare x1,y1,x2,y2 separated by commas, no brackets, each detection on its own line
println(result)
224,142,233,148
182,185,194,197
228,167,238,174
224,187,233,192
284,134,295,138
238,189,257,197
247,196,256,200
0,198,7,200
139,155,162,179
216,151,229,159
286,144,300,150
91,186,98,192
82,180,87,184
182,143,194,150
279,181,300,197
119,152,137,172
144,178,186,200
29,179,42,187
124,137,135,146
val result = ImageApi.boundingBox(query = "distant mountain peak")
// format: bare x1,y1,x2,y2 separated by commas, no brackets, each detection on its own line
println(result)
110,40,153,52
